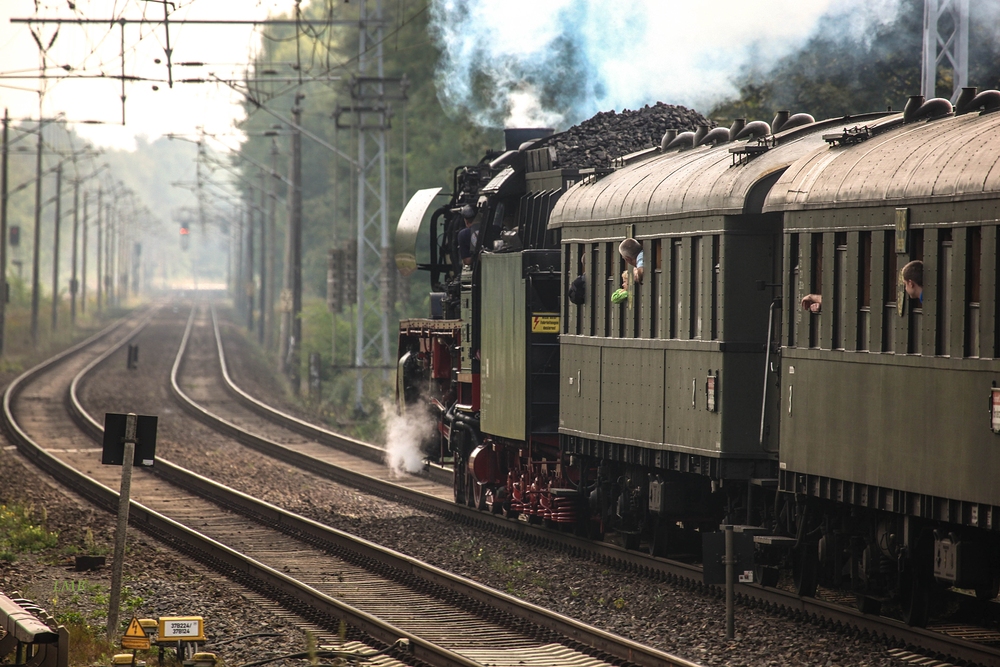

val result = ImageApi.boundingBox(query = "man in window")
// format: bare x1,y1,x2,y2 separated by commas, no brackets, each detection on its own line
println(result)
619,238,643,288
457,205,480,266
901,260,923,302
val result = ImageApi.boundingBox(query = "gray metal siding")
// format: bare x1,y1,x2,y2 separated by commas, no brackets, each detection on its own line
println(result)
559,340,601,434
481,253,526,439
600,347,665,443
781,352,1000,506
663,350,722,453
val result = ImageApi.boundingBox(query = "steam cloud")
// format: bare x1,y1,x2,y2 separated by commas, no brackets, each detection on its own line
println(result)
381,398,436,477
429,0,903,128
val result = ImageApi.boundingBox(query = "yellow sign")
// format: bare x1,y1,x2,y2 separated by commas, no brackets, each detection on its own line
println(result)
121,617,150,650
895,207,909,254
531,315,560,334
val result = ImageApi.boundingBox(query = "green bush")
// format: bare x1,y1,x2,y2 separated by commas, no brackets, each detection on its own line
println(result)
0,504,58,560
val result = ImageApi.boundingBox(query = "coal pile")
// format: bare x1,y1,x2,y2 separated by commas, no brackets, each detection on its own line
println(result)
544,102,711,170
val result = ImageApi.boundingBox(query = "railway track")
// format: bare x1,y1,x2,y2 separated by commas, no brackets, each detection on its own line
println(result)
157,302,1000,667
6,303,700,667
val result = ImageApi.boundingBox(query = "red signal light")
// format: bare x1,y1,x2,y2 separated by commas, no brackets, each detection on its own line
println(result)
180,227,189,235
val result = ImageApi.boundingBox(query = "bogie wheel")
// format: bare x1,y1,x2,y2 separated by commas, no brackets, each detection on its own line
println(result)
623,532,641,551
855,594,881,615
900,571,930,627
975,577,999,601
502,502,520,520
793,543,819,598
755,565,780,588
648,522,669,558
484,487,503,514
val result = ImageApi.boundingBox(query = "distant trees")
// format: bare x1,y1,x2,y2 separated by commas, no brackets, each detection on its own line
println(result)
710,0,1000,125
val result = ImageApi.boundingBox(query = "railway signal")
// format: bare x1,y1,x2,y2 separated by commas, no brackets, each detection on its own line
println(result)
180,225,189,250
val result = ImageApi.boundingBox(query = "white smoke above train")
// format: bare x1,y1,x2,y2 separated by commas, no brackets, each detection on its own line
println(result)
429,0,905,128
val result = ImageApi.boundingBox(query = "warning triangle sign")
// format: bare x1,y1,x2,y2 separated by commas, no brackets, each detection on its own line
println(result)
122,617,150,650
125,618,147,638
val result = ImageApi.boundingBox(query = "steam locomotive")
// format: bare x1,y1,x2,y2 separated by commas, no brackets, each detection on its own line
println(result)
394,88,1000,627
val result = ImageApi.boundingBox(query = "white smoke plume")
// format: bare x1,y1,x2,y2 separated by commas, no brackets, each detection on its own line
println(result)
381,398,436,477
429,0,904,128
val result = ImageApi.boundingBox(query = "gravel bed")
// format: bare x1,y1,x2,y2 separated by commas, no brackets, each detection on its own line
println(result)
5,305,910,667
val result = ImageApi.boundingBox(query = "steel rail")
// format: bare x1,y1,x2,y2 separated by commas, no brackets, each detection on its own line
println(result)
196,305,1000,667
3,308,155,491
46,306,483,667
63,304,703,667
208,303,451,484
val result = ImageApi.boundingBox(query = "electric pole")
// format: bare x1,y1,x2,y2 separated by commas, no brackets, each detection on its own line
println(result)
30,119,43,344
280,95,304,387
0,109,9,356
73,190,88,313
51,164,62,330
246,185,255,332
96,189,102,312
258,168,266,344
267,140,278,349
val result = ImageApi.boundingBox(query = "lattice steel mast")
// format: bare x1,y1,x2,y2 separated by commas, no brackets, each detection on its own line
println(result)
922,0,969,102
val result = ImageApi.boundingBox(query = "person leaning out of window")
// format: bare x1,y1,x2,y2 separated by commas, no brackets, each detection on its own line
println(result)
800,260,922,313
619,238,644,289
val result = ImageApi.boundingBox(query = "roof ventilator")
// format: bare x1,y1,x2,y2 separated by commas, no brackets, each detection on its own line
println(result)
660,129,677,151
693,124,710,146
665,130,695,150
776,112,815,133
728,118,746,142
902,95,953,123
697,126,731,146
955,87,1000,115
771,111,790,134
735,120,771,141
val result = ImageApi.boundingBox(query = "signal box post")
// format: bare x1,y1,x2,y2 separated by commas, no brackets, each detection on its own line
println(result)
102,413,157,641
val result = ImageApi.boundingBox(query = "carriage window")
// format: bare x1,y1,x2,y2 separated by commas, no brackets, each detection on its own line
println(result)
690,236,703,339
605,242,613,337
711,235,720,340
810,233,823,349
619,244,627,338
965,227,981,358
563,244,572,334
788,234,800,347
670,239,680,338
576,244,585,335
857,232,872,351
650,239,661,338
936,230,953,356
882,231,897,353
590,244,598,336
833,232,847,350
908,229,924,354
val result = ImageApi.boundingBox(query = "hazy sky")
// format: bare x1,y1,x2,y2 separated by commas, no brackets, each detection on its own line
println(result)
0,0,299,150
